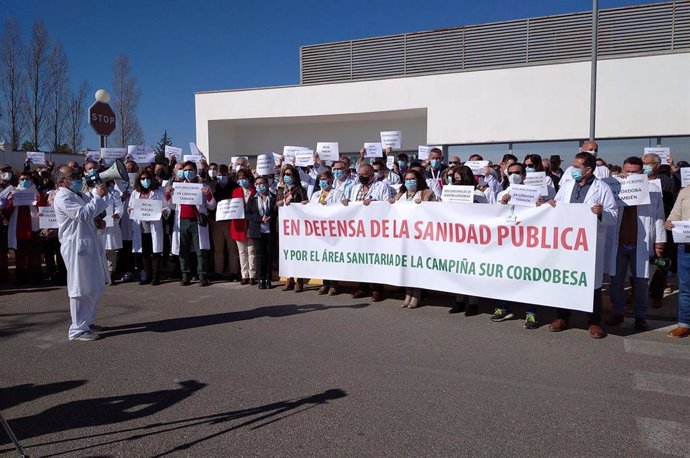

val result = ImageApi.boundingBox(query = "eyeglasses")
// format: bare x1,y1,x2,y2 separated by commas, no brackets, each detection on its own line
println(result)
449,161,460,165
524,163,533,167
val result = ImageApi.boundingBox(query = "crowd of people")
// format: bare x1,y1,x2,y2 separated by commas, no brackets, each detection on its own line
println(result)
0,140,688,341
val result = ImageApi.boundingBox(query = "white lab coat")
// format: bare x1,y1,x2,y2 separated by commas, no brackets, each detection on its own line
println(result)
346,181,394,202
115,179,134,241
554,178,618,289
3,185,40,250
171,189,217,255
94,186,124,250
309,187,344,204
130,188,170,254
605,185,666,279
382,171,401,186
54,187,109,298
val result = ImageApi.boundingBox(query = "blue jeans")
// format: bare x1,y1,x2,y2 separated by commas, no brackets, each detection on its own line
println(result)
609,244,648,318
676,246,690,328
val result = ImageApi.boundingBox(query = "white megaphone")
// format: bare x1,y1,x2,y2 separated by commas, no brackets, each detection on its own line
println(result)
84,159,129,187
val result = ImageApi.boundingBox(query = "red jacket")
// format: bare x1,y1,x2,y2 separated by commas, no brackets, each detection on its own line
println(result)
229,186,255,241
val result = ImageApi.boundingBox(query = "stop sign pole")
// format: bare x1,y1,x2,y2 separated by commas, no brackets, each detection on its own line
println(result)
88,89,116,149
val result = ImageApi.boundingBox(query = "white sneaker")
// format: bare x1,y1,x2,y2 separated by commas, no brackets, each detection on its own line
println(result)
73,331,100,341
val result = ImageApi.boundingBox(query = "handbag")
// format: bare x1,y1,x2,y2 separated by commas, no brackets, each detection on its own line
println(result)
196,211,208,227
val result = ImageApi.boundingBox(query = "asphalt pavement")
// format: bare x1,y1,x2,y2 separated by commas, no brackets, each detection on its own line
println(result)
1,279,689,457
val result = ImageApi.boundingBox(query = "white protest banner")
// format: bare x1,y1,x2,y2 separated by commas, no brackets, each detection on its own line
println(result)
524,171,548,196
508,184,541,207
172,182,203,205
681,168,690,188
417,146,442,161
215,198,245,221
26,151,45,164
256,154,276,176
464,160,490,176
364,142,383,158
272,153,284,166
165,145,183,160
603,175,650,207
130,198,163,221
127,145,156,164
183,154,204,168
38,206,59,229
672,221,690,243
644,147,670,164
316,142,339,162
279,202,597,312
295,150,315,167
386,155,395,169
100,148,127,165
441,185,475,203
104,204,114,228
12,190,35,206
189,142,205,158
380,131,401,149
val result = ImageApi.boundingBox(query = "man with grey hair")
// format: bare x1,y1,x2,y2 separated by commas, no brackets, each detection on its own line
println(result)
53,165,109,341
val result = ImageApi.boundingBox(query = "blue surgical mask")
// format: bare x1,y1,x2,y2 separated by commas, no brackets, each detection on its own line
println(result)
525,167,535,173
18,180,31,190
333,169,344,181
431,159,441,169
405,179,417,190
183,170,196,181
238,179,250,188
643,164,654,176
398,161,408,171
176,170,184,179
256,184,267,194
69,180,83,193
320,180,330,190
283,175,293,186
571,167,583,180
217,176,228,186
140,179,151,189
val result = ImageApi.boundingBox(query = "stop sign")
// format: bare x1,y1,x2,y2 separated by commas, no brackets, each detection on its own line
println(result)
88,101,116,136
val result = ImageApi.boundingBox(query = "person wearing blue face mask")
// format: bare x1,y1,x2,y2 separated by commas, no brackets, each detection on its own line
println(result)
425,148,446,196
230,169,257,285
247,177,277,290
277,164,309,292
306,170,344,295
210,164,240,282
169,161,217,287
52,165,109,341
332,160,353,196
389,169,435,308
129,171,170,286
392,153,409,180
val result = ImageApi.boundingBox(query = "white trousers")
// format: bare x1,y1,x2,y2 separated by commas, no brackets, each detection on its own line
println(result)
68,291,102,339
236,239,256,280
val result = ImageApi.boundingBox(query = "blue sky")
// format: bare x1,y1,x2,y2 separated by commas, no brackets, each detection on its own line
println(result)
2,0,668,151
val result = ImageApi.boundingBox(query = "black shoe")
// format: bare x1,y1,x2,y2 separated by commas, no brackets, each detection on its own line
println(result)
449,302,465,314
465,304,478,317
199,276,210,287
180,273,191,286
258,280,266,290
265,281,272,289
151,274,161,286
634,317,649,331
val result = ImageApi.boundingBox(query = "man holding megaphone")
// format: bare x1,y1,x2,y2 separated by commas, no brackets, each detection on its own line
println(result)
54,164,118,341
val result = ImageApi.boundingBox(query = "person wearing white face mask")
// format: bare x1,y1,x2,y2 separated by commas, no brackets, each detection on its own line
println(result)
93,180,124,285
114,160,139,282
53,165,109,341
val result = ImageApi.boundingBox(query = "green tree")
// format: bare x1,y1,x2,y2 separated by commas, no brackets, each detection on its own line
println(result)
20,140,36,151
155,129,172,163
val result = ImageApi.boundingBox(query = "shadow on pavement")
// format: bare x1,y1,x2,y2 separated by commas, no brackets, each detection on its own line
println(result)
0,380,87,411
23,388,346,457
99,303,369,338
2,380,206,447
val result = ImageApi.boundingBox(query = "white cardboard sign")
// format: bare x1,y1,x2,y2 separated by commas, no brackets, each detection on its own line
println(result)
507,184,541,207
183,154,204,168
316,142,339,162
215,198,245,221
104,203,114,228
644,147,670,163
256,154,276,176
464,160,490,176
364,142,383,158
671,221,690,243
100,148,127,165
165,145,183,160
380,131,401,149
130,198,163,221
127,145,156,164
172,182,203,205
38,206,59,229
524,171,548,196
603,175,651,207
680,168,690,188
26,151,45,163
441,185,475,203
189,142,205,158
12,190,35,206
294,150,315,167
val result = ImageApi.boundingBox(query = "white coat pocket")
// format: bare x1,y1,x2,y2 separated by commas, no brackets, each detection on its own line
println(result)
77,238,93,256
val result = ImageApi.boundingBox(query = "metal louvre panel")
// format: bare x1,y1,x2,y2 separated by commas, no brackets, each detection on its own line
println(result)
299,1,689,84
675,2,690,49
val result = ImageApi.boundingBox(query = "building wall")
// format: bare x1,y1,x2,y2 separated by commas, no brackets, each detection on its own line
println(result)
195,53,690,164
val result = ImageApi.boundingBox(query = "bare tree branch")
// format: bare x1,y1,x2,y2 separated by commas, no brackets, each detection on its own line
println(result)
0,17,27,150
48,42,69,153
25,20,51,150
67,80,88,154
112,54,144,147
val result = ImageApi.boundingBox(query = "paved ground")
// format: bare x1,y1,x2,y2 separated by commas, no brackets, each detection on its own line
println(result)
1,279,689,457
